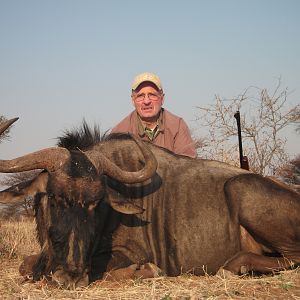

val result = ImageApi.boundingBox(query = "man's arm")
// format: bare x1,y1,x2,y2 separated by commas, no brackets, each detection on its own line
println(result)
111,112,135,134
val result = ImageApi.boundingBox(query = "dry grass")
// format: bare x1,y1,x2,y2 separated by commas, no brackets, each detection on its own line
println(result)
0,218,299,299
0,217,39,259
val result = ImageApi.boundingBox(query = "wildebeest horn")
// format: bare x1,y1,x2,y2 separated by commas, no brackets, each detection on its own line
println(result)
0,147,70,173
85,135,157,184
0,117,71,173
0,117,19,135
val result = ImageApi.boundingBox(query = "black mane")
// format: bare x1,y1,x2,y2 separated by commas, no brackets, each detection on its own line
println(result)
56,121,167,154
57,120,109,151
104,132,135,141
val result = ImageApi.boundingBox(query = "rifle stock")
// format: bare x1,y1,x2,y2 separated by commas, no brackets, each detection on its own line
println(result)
234,111,249,170
241,156,249,170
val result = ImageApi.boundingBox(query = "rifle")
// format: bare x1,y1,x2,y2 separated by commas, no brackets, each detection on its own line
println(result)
234,111,249,170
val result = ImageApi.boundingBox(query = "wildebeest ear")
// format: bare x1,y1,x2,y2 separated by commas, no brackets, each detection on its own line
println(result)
105,185,144,214
109,198,145,215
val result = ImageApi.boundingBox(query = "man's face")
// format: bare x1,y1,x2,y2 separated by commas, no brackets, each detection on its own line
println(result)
132,82,164,122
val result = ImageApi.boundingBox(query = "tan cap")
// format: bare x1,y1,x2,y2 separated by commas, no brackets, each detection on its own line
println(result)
131,72,163,91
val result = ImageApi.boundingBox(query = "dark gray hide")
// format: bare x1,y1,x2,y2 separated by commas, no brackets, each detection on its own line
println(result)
91,138,300,279
1,120,300,287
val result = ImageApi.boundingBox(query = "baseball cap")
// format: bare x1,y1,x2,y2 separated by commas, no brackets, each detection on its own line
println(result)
131,72,163,91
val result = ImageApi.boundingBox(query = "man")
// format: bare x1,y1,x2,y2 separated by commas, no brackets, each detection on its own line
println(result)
111,72,196,158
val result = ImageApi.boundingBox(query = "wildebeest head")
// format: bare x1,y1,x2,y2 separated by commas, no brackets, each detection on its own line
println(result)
0,118,157,287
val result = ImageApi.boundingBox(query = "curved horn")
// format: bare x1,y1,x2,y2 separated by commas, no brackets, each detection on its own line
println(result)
0,147,70,173
0,117,19,135
85,135,157,184
0,118,71,173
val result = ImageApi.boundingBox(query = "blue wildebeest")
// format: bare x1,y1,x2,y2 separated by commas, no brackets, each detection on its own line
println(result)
0,118,300,288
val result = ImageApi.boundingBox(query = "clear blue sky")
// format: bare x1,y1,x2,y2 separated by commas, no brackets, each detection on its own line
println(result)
1,0,299,159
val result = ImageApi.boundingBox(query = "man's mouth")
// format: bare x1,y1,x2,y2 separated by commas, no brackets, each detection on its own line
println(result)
142,106,153,111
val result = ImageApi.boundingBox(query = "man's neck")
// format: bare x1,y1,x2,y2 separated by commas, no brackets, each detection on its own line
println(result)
139,112,161,129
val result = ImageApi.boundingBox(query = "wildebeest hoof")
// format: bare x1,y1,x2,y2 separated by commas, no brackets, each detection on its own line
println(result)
240,265,248,274
103,263,164,281
19,254,40,278
216,267,237,279
135,262,165,278
52,269,89,289
103,264,138,281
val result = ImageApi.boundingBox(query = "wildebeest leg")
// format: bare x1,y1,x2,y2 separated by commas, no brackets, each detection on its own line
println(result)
19,250,51,281
224,174,300,273
134,262,165,278
103,264,138,280
239,225,265,255
223,251,295,274
102,263,163,281
52,268,89,288
19,254,40,278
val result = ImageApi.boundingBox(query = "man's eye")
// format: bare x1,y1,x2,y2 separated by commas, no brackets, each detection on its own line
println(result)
149,93,159,100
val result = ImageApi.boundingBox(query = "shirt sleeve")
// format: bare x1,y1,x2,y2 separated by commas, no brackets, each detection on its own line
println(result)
173,119,197,158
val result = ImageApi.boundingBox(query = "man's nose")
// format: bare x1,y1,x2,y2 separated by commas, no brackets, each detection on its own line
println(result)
143,94,152,104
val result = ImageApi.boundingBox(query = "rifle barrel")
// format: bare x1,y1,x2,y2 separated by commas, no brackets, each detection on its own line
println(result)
234,111,244,169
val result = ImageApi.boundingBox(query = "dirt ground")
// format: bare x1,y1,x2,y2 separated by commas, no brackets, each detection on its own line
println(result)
0,217,299,299
0,257,299,300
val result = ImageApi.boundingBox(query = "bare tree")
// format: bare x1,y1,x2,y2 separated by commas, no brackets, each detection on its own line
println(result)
196,79,300,176
294,111,300,133
277,155,300,192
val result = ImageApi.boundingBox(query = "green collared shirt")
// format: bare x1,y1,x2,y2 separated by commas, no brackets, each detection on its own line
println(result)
137,109,164,141
144,124,159,141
